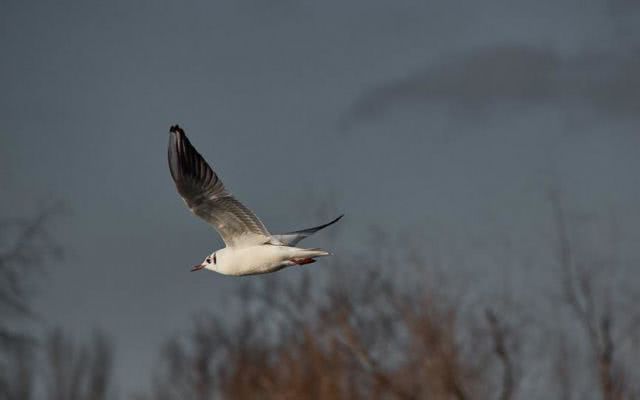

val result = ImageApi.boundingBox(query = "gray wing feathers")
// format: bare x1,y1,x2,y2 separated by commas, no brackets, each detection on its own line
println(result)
193,196,269,242
168,126,270,247
271,215,343,246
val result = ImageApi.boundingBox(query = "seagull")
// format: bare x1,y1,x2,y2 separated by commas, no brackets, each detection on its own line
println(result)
168,125,343,276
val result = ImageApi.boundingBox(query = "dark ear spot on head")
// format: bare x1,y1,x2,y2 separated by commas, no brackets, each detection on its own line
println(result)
213,253,217,264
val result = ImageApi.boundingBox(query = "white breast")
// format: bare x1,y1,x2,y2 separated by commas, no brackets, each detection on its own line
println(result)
216,245,293,276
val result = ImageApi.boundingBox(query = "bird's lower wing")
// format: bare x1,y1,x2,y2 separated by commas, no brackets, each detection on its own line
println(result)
270,215,343,246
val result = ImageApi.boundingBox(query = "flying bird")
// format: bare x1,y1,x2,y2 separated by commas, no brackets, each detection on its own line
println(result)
168,125,343,276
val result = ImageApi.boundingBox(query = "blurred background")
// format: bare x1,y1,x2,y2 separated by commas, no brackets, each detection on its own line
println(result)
2,0,640,399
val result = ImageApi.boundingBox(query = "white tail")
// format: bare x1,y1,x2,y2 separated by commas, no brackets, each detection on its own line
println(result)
294,247,331,258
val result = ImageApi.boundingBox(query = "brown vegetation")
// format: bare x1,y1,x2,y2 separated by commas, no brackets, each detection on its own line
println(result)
3,197,640,400
135,192,640,400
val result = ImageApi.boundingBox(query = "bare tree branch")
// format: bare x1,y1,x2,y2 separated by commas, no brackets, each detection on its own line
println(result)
485,309,515,400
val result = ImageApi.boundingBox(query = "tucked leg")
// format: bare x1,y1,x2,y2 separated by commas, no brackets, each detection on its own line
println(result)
292,258,316,266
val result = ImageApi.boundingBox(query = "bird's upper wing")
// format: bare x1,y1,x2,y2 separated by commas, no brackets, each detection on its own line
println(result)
168,125,271,248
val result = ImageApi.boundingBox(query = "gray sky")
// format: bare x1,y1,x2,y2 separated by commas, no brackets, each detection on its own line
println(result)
3,0,640,394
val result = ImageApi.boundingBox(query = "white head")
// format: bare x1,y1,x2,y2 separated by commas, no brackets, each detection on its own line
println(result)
191,251,220,272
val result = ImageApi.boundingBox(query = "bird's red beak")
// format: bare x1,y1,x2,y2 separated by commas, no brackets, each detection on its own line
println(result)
191,264,205,272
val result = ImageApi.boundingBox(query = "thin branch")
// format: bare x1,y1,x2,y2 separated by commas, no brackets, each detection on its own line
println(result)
485,309,515,400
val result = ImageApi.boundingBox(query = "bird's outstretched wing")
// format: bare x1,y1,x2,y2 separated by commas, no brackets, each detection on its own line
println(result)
270,215,343,246
168,125,270,247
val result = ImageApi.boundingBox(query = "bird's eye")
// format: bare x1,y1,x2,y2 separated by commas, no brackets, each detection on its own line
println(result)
206,258,212,264
213,253,217,264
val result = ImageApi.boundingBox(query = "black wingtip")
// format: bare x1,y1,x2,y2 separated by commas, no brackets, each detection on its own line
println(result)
169,124,184,135
318,214,344,230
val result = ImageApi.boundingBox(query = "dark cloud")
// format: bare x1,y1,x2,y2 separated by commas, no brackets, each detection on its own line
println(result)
607,0,640,28
343,44,640,127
